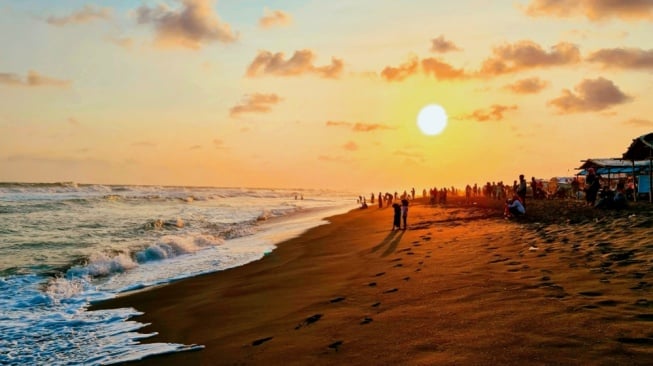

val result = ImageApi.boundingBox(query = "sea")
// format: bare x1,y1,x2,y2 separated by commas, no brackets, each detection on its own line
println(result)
0,182,356,365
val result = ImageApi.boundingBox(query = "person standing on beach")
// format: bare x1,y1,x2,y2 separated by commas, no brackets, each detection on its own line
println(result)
392,203,401,230
584,168,600,206
378,192,383,208
517,174,527,207
400,199,409,230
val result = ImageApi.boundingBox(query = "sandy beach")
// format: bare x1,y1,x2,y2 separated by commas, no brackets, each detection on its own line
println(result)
94,196,653,365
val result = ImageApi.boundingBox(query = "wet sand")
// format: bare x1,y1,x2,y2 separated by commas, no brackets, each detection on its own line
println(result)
93,197,653,365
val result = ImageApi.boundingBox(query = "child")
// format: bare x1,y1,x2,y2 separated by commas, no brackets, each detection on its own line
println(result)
392,203,401,230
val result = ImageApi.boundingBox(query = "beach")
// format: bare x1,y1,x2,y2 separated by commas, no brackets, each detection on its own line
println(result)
94,197,653,365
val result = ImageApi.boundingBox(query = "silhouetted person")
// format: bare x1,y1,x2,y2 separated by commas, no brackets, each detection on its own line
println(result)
517,174,527,206
392,203,401,230
584,168,600,206
401,199,409,230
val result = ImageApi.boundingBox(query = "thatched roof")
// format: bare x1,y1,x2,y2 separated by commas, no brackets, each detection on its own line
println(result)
623,132,653,160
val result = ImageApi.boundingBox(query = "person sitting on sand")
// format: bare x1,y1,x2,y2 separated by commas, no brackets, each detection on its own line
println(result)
504,195,525,218
392,203,401,230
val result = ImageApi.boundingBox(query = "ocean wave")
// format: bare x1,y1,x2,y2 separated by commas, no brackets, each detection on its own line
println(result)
142,218,184,230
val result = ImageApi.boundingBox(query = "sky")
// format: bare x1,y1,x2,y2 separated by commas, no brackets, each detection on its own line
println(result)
1,0,653,191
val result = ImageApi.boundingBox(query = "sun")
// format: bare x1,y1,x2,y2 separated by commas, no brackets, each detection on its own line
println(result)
417,104,448,136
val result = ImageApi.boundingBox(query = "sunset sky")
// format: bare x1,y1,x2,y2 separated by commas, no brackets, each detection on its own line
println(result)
2,0,652,191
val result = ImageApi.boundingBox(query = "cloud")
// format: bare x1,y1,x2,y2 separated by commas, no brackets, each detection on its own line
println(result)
421,58,469,80
108,37,135,49
213,139,226,148
246,50,343,79
394,150,425,162
479,41,581,76
317,155,351,163
259,8,292,28
229,93,282,117
548,77,632,113
586,48,653,70
0,70,70,87
623,118,653,127
343,141,358,151
503,77,549,94
136,0,237,50
430,35,462,53
380,58,419,82
524,0,653,21
46,5,112,26
132,141,157,147
460,104,518,122
325,121,394,132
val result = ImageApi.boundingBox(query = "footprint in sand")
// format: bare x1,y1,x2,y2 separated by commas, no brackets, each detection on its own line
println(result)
368,282,377,287
383,288,398,294
403,276,410,281
374,272,386,277
328,340,343,351
617,337,653,345
295,314,323,330
579,291,603,297
394,263,403,268
329,297,346,303
252,337,273,346
391,258,402,262
360,316,373,325
371,302,381,307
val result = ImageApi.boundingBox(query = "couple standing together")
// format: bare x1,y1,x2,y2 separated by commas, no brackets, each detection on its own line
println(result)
392,199,409,230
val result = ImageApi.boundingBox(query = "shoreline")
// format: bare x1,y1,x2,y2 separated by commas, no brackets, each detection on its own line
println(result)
93,197,653,365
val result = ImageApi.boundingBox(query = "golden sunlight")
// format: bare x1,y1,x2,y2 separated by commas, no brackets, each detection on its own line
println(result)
417,104,448,136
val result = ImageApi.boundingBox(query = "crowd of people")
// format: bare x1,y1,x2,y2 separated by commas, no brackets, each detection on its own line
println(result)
355,170,636,230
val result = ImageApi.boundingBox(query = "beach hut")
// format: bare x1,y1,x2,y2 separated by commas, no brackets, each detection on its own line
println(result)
622,132,653,203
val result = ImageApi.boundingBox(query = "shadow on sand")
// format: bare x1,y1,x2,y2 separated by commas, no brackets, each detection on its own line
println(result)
372,230,405,257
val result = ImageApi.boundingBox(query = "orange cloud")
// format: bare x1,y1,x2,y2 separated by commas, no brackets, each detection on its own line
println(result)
623,118,653,127
229,93,282,117
548,77,632,113
525,0,653,21
259,8,292,28
461,105,518,122
503,77,549,94
326,121,394,132
136,0,237,50
421,58,469,80
213,139,226,149
586,48,653,70
380,58,419,82
430,35,462,53
47,5,112,26
343,141,358,151
479,41,581,76
246,50,343,79
0,70,70,87
317,155,351,163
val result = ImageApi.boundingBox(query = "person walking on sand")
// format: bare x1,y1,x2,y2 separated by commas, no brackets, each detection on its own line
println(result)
400,199,409,230
392,203,401,230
